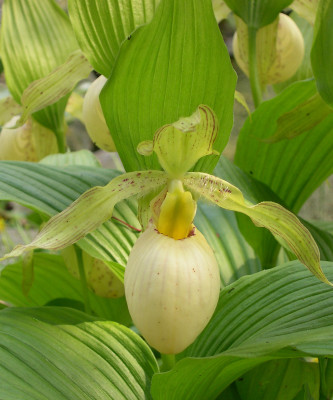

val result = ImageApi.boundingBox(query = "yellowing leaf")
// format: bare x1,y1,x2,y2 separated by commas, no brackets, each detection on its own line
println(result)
184,172,330,285
20,50,92,124
1,171,167,261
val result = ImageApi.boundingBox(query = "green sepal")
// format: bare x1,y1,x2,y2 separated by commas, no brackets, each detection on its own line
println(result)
184,172,330,285
1,170,167,261
19,50,92,125
138,105,219,179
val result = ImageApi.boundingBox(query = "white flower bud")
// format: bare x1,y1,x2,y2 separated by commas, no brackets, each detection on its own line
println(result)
82,75,116,152
125,225,220,354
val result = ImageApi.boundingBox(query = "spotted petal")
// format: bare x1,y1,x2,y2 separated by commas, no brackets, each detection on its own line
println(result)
184,172,331,285
1,171,167,261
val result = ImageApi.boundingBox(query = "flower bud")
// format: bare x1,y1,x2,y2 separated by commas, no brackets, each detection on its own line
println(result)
124,225,220,354
82,75,116,152
0,116,58,161
61,246,124,298
233,13,304,84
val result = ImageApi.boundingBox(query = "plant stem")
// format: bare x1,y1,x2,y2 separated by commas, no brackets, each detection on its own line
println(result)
74,245,92,314
161,354,176,372
248,27,262,108
56,129,67,153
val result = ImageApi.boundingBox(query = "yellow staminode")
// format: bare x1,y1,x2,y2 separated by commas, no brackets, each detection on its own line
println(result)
157,180,196,240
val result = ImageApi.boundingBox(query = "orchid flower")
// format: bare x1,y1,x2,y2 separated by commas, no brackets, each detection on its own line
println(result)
1,105,329,354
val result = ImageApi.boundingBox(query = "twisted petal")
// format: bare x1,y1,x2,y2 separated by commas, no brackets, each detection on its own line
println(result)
1,171,167,261
184,172,331,285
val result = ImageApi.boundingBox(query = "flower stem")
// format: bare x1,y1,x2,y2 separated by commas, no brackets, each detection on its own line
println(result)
248,27,262,108
161,354,176,372
74,245,92,314
55,129,67,154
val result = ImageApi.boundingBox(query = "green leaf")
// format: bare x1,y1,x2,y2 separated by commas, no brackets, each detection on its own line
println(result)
264,92,332,142
311,0,333,107
151,261,333,400
40,150,101,167
236,359,320,400
68,0,159,76
184,172,329,285
0,0,78,136
0,162,141,267
194,202,261,287
0,253,130,323
223,0,293,28
100,0,236,173
234,79,333,213
19,50,92,124
0,306,158,399
300,219,333,262
1,168,167,261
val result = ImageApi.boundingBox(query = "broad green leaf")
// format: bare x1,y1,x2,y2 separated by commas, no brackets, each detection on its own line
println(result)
299,219,333,262
234,79,333,213
0,96,22,126
0,0,78,137
0,162,141,267
0,253,130,323
320,358,333,399
194,202,261,287
1,169,167,260
151,261,333,400
68,0,159,76
0,307,158,399
264,92,332,142
236,359,320,400
21,251,34,296
184,172,329,284
223,0,293,28
100,0,236,173
214,156,282,267
311,0,333,107
20,50,92,124
40,149,101,167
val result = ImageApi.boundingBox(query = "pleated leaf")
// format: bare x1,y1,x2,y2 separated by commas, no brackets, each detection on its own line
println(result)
0,0,78,135
68,0,159,76
235,359,320,400
20,50,92,124
311,0,333,107
223,0,293,28
0,253,131,323
151,261,333,400
0,162,141,267
194,202,261,287
100,0,236,173
234,79,333,213
0,307,158,400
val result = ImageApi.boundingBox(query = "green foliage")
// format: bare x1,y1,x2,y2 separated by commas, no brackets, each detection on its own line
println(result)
0,0,333,399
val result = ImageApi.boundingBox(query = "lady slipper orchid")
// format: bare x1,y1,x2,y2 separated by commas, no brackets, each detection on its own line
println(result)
1,105,330,354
